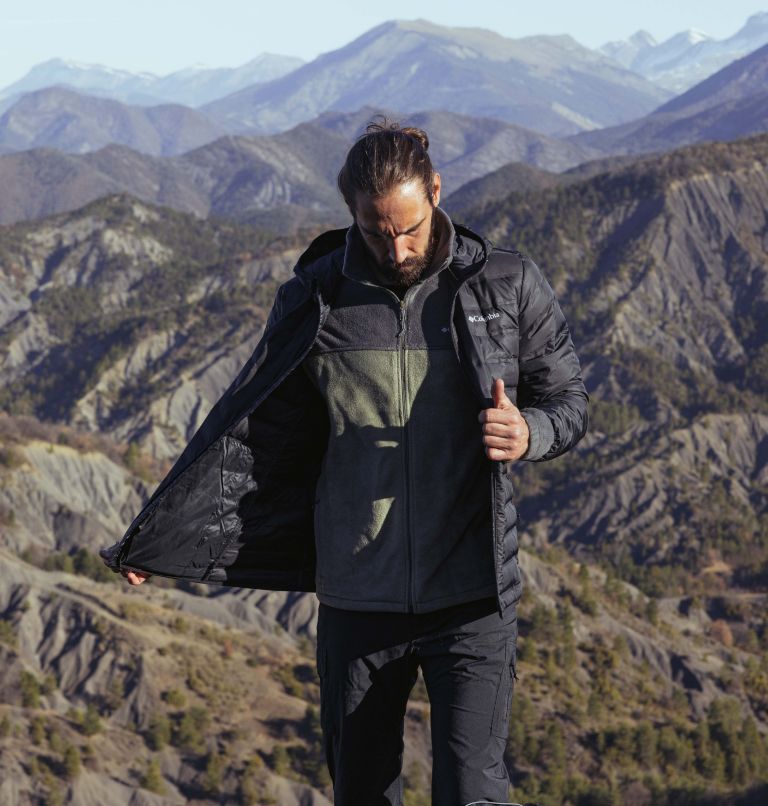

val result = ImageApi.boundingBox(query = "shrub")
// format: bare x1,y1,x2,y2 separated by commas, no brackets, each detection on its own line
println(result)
0,619,16,648
147,715,171,750
141,757,166,794
63,743,82,780
163,688,186,708
20,671,41,708
203,749,225,795
174,706,210,753
81,703,102,736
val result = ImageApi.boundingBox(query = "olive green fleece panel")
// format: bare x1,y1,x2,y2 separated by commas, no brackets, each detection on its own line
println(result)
304,348,496,612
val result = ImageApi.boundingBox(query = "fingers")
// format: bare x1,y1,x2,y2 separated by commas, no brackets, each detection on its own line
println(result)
482,422,526,439
491,378,512,410
483,435,520,449
478,407,525,425
122,570,151,586
485,446,512,462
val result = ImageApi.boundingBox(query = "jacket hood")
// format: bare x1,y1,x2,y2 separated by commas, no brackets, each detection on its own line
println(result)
451,220,491,275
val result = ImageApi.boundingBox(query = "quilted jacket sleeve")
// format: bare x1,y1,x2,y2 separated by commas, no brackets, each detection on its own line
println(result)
516,255,589,461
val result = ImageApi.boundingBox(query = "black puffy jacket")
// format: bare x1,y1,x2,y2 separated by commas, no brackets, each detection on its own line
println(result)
101,224,588,614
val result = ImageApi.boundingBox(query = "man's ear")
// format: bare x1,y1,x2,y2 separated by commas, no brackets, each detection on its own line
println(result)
431,173,442,207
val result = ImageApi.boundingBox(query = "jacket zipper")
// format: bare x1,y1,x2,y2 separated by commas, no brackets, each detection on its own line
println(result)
448,258,506,615
397,292,416,613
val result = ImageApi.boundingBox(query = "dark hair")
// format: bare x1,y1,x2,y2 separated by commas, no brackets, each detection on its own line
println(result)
337,117,436,211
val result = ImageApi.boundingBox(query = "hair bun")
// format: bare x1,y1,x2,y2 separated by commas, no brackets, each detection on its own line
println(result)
400,127,429,152
363,117,429,152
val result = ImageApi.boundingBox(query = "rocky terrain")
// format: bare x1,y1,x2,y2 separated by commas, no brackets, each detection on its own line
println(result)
462,135,768,597
1,136,767,804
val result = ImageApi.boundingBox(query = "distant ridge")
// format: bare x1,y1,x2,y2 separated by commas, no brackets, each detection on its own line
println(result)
572,43,768,155
0,86,227,156
0,53,305,108
600,11,768,92
201,18,669,137
0,108,599,227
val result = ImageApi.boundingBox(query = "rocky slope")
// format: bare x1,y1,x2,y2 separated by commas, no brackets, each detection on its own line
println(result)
461,134,768,595
0,195,309,460
2,136,768,804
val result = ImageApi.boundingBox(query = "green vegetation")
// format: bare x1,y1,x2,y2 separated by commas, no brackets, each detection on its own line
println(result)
20,671,42,708
0,618,17,648
140,757,166,794
20,545,117,584
202,748,225,795
272,662,320,703
505,694,768,805
0,195,287,423
62,743,81,780
163,688,186,708
173,706,210,753
80,703,102,736
146,714,171,751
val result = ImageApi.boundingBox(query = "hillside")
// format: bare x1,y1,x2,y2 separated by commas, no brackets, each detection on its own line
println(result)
0,87,227,157
460,134,768,598
2,137,768,803
0,108,597,229
0,195,313,460
314,108,598,190
574,44,768,155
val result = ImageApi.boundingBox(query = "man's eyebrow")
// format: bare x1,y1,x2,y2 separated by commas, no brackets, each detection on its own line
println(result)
360,217,426,236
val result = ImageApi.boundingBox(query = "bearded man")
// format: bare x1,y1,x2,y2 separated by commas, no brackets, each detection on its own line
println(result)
103,120,588,805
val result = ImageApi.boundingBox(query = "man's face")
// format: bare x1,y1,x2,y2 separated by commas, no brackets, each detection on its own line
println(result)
353,176,442,290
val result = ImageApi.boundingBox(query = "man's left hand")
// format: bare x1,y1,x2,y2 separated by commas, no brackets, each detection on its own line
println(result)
478,378,530,462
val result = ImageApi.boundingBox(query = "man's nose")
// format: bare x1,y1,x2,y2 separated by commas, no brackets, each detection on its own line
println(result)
389,236,408,265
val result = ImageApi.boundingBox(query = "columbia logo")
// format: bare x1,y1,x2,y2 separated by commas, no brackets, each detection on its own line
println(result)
468,312,500,323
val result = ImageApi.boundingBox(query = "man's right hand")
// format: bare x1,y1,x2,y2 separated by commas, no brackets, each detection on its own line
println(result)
121,569,151,586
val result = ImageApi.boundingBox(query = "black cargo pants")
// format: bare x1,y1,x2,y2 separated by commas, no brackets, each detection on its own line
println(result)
316,596,517,806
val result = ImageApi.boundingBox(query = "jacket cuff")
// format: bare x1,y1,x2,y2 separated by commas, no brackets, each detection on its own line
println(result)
520,408,555,461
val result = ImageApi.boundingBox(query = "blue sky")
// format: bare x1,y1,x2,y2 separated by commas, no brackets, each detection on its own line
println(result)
2,1,766,87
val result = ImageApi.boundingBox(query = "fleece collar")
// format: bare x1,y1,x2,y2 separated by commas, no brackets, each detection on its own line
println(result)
293,213,490,287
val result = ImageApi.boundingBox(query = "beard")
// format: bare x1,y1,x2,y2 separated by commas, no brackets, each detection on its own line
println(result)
377,214,438,292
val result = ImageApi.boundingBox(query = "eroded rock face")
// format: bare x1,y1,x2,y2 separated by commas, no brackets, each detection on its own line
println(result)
0,553,335,804
1,136,768,802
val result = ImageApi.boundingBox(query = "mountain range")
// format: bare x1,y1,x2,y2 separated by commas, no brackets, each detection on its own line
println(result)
600,11,768,92
0,54,305,110
0,109,599,227
573,42,768,155
1,13,768,805
0,86,227,157
200,20,669,137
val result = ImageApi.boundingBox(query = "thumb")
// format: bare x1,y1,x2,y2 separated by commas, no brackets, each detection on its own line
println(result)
492,378,512,409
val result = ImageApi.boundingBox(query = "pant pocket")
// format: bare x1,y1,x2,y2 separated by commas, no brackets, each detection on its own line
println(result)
491,635,516,739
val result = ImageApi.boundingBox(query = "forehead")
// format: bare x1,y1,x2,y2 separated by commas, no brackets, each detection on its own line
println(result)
354,181,431,232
